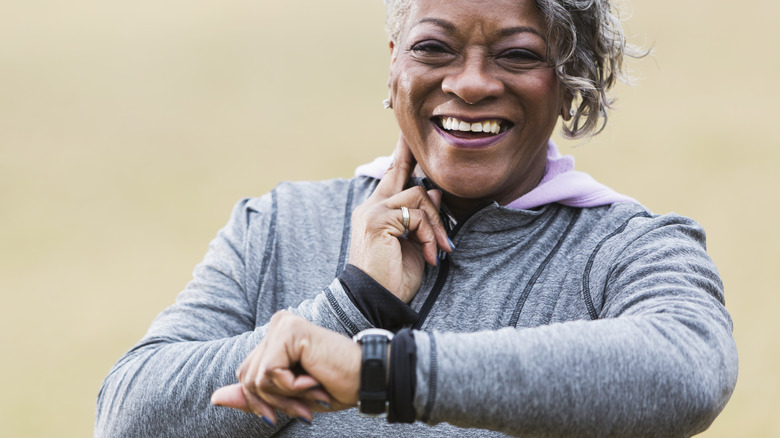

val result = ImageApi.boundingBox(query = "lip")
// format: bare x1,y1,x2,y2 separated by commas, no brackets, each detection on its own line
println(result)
432,120,512,149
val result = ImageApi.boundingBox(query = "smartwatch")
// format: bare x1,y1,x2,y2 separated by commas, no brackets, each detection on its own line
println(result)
352,328,394,417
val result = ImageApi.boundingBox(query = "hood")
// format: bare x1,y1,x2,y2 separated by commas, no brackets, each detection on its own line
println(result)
354,140,637,210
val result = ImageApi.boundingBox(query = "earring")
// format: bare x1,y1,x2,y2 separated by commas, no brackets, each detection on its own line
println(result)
569,108,575,118
383,98,392,109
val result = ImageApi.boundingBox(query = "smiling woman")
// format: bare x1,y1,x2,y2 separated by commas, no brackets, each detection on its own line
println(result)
95,0,737,437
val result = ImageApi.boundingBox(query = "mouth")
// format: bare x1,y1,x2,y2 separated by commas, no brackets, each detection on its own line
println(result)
433,116,512,139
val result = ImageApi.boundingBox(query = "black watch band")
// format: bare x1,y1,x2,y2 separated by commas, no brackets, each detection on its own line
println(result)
353,328,394,417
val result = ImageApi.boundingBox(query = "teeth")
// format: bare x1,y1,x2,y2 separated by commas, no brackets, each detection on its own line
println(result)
440,116,504,134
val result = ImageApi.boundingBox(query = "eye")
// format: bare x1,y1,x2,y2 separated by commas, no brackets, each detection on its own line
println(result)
409,40,455,63
496,48,547,69
411,40,451,54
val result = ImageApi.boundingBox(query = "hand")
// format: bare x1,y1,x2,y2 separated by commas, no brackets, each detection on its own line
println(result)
349,136,453,303
211,311,361,424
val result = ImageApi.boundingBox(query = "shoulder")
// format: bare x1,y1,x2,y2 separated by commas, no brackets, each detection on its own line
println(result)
241,176,379,214
573,202,708,248
227,176,380,249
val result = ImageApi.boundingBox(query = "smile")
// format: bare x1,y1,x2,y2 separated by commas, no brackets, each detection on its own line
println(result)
435,116,510,135
432,116,513,149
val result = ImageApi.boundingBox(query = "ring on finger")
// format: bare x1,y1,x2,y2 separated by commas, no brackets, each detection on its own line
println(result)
400,206,410,239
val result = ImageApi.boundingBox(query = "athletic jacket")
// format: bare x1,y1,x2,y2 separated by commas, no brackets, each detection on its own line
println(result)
95,172,737,437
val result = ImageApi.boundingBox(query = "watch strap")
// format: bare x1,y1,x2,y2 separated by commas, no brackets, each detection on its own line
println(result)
353,329,393,417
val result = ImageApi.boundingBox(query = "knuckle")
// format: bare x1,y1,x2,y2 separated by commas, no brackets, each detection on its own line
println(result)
411,185,427,197
351,203,367,217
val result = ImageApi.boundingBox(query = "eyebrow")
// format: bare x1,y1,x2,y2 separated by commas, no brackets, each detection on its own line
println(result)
499,26,546,42
411,18,546,42
413,18,458,33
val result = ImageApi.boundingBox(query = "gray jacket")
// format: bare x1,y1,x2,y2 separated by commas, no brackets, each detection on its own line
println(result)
95,176,738,437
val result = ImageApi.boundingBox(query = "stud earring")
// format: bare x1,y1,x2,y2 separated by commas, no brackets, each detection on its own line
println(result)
569,108,575,117
383,98,392,109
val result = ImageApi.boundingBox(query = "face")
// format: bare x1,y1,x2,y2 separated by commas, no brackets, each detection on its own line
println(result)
388,0,569,208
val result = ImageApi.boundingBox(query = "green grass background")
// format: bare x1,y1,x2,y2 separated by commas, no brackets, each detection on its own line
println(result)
1,0,777,436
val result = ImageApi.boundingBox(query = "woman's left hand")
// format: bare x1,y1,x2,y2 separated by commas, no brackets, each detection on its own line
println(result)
211,311,361,424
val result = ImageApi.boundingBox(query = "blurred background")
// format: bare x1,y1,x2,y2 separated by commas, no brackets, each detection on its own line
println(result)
1,0,777,436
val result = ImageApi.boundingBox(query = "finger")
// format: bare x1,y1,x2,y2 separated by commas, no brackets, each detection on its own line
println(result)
373,135,417,198
271,368,322,394
425,189,454,252
241,385,278,425
211,383,250,412
237,338,267,383
266,368,321,397
263,371,333,412
405,209,439,266
255,387,314,423
385,186,452,254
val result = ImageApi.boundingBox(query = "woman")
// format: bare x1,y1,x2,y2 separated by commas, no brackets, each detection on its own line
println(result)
95,0,738,436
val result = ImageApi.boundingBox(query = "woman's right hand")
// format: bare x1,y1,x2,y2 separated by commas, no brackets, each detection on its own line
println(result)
348,136,453,303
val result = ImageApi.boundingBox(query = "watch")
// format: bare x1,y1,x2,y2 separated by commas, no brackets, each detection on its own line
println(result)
352,328,394,417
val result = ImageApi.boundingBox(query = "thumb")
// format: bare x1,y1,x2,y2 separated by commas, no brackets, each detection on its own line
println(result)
211,384,250,412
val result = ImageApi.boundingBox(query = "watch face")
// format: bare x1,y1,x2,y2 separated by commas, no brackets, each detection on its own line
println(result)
353,328,394,343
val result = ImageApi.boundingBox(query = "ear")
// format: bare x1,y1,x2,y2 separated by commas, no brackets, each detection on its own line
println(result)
389,40,398,67
560,89,574,121
387,40,397,88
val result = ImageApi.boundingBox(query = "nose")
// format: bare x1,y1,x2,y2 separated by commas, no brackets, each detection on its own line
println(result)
441,57,504,105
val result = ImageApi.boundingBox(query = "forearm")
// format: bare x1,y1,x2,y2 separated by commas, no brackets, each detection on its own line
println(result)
414,312,737,438
96,280,371,437
96,330,271,437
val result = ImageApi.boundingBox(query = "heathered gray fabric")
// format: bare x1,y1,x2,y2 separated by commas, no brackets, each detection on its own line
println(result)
95,176,737,437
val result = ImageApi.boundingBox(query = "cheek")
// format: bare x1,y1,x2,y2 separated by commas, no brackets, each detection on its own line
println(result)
523,71,562,112
391,66,435,143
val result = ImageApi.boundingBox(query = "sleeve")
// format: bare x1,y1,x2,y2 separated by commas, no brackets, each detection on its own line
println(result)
410,215,738,438
94,197,374,438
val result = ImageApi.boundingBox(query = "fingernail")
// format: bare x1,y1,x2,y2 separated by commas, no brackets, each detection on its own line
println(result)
307,384,323,391
316,400,332,410
261,416,275,427
448,237,456,250
298,416,312,425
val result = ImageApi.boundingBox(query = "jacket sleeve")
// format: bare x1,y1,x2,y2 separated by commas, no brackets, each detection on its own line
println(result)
412,214,738,438
94,197,373,438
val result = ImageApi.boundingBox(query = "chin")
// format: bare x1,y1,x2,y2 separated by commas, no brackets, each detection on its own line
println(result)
428,173,501,202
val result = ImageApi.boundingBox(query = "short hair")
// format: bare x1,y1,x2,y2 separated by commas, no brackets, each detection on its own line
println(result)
382,0,645,138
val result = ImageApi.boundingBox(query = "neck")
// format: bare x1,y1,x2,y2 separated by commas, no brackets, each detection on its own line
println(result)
437,168,545,222
441,193,491,222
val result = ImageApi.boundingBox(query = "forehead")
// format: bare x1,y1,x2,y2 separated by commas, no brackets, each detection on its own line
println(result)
402,0,546,41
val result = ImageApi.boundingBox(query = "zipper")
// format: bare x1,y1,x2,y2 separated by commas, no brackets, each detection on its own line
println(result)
411,200,493,330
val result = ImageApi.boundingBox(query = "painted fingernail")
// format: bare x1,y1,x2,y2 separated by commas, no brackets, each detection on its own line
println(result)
448,237,456,250
298,416,312,425
261,416,275,427
316,400,332,410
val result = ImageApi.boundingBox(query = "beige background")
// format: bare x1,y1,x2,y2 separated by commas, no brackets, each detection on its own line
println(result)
1,0,777,436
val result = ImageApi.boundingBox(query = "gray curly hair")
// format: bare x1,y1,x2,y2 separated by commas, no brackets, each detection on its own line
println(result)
383,0,645,139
